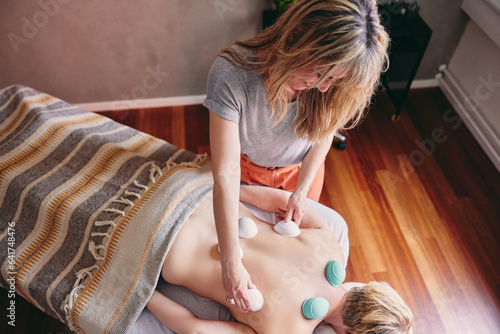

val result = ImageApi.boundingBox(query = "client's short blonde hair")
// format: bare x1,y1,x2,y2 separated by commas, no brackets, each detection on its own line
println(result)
343,281,413,334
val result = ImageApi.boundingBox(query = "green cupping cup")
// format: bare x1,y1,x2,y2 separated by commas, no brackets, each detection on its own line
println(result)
325,259,346,288
301,297,330,319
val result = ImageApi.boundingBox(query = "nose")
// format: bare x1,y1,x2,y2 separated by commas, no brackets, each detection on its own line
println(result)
305,74,321,87
318,81,333,93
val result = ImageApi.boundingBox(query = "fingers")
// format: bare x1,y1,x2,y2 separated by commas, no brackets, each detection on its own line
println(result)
221,261,255,312
285,205,302,225
286,192,306,225
247,277,256,290
282,206,302,224
293,208,304,226
284,207,294,222
233,288,251,312
226,286,251,312
285,195,296,223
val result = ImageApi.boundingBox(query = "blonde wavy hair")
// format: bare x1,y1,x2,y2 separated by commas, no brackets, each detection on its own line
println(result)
343,282,414,334
220,0,389,141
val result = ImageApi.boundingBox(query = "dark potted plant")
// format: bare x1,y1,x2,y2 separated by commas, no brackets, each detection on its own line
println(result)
263,0,298,29
273,0,299,12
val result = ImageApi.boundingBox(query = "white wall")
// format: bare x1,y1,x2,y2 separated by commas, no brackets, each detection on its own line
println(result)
437,0,500,171
0,0,268,104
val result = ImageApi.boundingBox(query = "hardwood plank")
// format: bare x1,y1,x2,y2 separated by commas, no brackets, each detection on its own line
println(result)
345,245,376,282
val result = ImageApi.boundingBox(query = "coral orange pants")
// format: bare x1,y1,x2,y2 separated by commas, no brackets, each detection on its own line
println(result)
240,154,324,201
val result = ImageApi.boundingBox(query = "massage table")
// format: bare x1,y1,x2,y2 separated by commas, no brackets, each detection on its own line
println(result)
0,85,348,333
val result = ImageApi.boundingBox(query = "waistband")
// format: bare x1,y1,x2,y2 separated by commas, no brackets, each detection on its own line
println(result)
240,154,299,171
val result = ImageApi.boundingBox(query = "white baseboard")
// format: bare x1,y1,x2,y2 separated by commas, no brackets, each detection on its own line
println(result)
411,78,439,89
436,68,500,172
76,79,438,113
76,94,206,112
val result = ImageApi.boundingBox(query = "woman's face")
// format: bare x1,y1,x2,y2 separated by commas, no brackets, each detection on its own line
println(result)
288,62,347,93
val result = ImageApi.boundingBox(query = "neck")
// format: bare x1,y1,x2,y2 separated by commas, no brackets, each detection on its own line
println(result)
324,288,349,334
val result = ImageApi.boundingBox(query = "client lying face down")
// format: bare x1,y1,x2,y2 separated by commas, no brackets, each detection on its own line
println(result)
146,185,413,334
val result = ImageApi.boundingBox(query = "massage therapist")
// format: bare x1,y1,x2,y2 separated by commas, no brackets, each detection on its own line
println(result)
203,0,389,312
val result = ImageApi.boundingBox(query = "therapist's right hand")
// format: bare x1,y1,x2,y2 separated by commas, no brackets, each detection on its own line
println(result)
221,256,256,312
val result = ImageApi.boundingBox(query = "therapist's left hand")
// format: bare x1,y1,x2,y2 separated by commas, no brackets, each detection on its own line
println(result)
283,190,307,226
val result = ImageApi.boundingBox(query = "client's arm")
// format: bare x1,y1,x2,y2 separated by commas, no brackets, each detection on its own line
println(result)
239,185,328,229
147,290,256,334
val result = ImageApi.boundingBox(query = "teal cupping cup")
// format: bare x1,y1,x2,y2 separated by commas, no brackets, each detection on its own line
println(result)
325,259,346,287
302,297,330,319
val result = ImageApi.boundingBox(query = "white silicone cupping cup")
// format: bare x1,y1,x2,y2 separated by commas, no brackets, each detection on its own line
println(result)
273,221,301,237
217,245,244,259
248,288,264,312
238,217,258,238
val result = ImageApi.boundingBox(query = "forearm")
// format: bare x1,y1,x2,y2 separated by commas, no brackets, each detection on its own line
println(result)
146,290,201,333
240,184,289,213
147,290,256,334
295,133,333,195
240,185,326,229
213,173,241,261
209,110,242,261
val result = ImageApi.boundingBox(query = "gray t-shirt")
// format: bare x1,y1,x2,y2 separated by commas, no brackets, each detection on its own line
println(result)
203,54,312,167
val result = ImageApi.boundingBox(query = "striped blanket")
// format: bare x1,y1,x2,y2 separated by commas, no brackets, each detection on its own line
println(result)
0,85,213,333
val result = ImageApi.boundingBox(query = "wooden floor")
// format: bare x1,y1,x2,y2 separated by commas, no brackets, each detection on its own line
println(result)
1,88,499,333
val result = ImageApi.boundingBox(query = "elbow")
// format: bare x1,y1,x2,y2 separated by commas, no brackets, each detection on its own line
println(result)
186,323,206,334
212,173,240,193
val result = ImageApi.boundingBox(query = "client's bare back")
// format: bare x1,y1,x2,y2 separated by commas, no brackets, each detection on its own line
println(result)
163,194,346,333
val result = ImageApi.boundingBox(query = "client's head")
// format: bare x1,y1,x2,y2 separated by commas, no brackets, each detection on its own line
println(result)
342,281,413,334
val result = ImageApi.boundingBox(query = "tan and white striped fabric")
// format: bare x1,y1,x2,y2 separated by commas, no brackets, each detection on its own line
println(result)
0,85,213,333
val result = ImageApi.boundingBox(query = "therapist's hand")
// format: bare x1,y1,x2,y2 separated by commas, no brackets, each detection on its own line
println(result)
221,256,256,312
284,190,307,226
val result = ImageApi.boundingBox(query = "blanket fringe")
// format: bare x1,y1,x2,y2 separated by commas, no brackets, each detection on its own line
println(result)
165,149,184,169
90,232,110,238
62,263,100,334
133,179,148,191
113,198,134,206
124,190,141,199
61,154,207,331
150,163,162,183
94,220,116,227
188,152,207,167
104,208,125,216
89,241,106,261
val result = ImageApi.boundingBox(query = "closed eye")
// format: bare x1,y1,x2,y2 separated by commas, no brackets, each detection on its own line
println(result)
317,72,335,80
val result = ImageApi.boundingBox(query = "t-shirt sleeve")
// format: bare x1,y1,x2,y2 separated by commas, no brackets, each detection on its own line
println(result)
203,56,245,123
